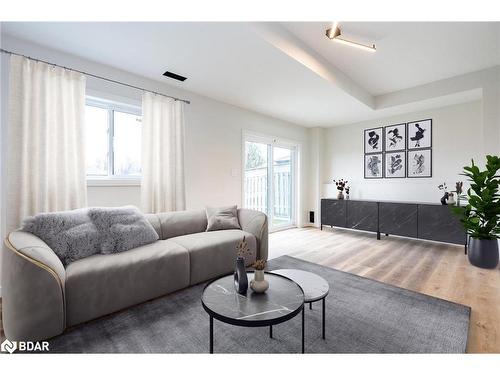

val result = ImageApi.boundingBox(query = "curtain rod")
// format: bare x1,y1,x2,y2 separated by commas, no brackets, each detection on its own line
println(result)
0,48,191,105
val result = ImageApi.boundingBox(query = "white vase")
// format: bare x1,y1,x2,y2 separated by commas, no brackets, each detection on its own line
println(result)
446,194,456,205
250,270,269,293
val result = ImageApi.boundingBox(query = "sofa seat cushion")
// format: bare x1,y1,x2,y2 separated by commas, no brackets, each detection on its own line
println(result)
168,229,257,285
65,240,190,327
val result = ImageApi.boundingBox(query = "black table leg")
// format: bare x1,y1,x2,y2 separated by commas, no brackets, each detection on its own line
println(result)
301,304,305,354
322,298,326,340
309,302,312,310
209,316,213,354
269,325,273,338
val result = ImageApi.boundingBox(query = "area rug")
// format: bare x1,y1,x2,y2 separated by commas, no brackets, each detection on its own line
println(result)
48,255,470,353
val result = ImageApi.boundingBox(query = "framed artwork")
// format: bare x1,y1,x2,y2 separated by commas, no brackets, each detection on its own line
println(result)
364,153,383,179
384,123,406,151
407,119,432,149
407,149,432,178
364,127,383,154
384,151,406,178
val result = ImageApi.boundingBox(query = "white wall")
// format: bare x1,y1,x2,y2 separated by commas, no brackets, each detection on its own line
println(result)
0,35,312,293
322,101,484,204
0,35,310,221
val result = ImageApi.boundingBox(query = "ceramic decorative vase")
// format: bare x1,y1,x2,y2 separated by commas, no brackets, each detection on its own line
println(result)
250,270,269,293
440,192,449,205
468,238,499,269
234,256,248,294
337,192,344,200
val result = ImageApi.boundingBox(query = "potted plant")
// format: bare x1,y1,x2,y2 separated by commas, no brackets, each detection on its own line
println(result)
452,155,500,269
250,259,269,293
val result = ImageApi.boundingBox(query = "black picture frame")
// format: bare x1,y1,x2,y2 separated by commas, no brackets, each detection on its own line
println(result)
384,123,406,151
384,151,406,178
407,149,432,178
364,127,383,154
364,153,383,179
407,119,432,150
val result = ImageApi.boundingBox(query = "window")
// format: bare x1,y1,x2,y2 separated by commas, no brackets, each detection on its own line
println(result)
85,98,142,180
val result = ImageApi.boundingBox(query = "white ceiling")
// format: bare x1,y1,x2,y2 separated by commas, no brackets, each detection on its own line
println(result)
282,22,500,95
1,22,499,127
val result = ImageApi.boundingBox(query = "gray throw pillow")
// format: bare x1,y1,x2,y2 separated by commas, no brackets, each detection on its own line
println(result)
22,208,100,266
88,206,159,254
206,205,241,231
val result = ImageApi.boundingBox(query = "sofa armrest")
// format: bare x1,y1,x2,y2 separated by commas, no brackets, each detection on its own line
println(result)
238,209,268,261
2,231,66,341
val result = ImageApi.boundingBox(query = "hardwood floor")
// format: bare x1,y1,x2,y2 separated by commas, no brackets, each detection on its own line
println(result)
269,226,500,353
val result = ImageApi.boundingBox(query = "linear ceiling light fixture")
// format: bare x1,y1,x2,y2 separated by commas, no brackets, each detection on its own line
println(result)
325,23,376,52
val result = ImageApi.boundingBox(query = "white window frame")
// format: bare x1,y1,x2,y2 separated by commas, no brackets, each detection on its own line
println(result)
85,96,142,187
242,130,300,232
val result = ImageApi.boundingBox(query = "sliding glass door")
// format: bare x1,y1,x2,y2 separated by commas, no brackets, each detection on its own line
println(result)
244,135,296,230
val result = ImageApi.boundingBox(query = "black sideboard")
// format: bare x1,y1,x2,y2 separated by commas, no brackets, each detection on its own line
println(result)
320,198,467,251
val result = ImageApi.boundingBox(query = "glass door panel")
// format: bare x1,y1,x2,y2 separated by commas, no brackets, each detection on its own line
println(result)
244,141,269,215
243,137,296,231
272,147,293,228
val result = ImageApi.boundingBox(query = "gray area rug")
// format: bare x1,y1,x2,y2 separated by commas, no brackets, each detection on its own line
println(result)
48,255,470,353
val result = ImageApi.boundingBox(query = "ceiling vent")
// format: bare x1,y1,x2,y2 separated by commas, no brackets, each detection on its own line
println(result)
162,71,187,81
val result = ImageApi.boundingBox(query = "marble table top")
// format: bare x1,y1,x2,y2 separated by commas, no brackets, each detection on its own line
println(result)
202,271,304,327
271,269,330,302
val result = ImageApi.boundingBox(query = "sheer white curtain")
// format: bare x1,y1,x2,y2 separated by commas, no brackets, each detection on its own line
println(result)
141,92,186,213
6,55,87,232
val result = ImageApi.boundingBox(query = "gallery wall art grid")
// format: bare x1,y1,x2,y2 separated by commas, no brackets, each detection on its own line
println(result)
364,119,432,179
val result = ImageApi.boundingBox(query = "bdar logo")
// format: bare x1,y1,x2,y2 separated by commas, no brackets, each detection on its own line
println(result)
1,339,17,354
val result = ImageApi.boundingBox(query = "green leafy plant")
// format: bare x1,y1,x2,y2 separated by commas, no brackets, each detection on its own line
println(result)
452,155,500,240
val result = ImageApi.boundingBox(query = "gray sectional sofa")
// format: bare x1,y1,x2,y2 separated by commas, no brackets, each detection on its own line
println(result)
2,208,268,341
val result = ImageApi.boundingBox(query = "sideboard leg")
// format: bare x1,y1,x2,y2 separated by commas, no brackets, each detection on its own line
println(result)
377,231,381,240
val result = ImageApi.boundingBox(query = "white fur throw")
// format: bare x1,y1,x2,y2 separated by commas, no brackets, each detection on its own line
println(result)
22,206,159,266
88,206,159,254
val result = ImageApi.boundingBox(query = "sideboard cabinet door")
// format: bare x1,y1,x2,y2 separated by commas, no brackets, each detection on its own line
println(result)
347,201,378,232
379,202,418,238
418,204,466,245
321,199,347,227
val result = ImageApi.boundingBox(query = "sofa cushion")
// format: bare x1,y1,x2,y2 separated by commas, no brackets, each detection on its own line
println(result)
205,205,241,231
168,229,257,285
156,209,207,240
65,240,190,326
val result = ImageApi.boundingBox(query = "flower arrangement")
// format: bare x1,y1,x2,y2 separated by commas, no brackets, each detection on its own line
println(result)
438,181,465,205
252,259,266,270
236,236,252,258
334,179,348,192
334,179,348,199
455,181,464,206
438,182,448,192
438,182,455,205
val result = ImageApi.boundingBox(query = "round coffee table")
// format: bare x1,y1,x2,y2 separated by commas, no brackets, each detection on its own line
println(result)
202,271,305,353
271,269,329,339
